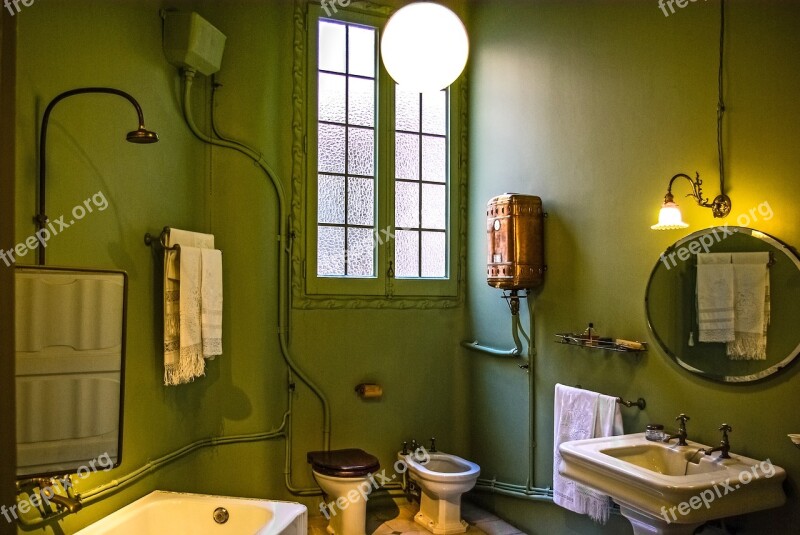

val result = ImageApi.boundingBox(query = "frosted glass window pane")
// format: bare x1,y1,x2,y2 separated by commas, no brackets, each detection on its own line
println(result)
395,230,419,278
319,21,346,73
421,232,446,277
318,73,345,124
347,177,374,226
318,124,345,173
346,227,375,276
318,175,345,224
317,226,345,276
348,26,375,78
421,135,446,183
347,127,374,176
395,133,419,180
422,90,447,135
422,183,446,230
348,77,374,127
395,85,420,131
395,181,419,229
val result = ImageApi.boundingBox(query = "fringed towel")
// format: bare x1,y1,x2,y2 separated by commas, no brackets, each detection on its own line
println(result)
163,229,222,385
201,248,223,358
697,253,735,343
553,384,623,524
727,252,770,360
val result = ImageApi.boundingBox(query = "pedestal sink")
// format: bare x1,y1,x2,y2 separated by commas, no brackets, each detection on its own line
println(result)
559,433,786,535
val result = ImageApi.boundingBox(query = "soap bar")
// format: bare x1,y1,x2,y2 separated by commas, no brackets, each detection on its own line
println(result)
615,339,643,350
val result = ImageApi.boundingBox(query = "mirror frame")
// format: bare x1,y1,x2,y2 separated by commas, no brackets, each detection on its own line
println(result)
14,265,127,478
645,226,800,383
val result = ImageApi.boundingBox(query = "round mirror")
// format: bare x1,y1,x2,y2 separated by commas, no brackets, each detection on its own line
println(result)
645,227,800,383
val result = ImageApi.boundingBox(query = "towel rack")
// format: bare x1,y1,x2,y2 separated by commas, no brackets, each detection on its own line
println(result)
144,227,178,251
574,385,646,410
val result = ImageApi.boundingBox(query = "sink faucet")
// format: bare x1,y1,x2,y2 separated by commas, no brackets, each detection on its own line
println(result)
705,424,732,459
663,413,690,446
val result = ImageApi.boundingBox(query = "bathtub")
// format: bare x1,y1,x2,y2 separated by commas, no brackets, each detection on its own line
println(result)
74,490,307,535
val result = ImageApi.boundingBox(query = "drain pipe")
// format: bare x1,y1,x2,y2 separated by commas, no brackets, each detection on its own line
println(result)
182,69,330,485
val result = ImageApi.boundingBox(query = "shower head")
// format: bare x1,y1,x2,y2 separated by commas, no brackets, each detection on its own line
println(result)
126,127,159,144
37,87,160,265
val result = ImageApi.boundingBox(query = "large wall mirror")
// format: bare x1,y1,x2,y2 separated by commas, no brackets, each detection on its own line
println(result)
14,266,126,477
646,227,800,383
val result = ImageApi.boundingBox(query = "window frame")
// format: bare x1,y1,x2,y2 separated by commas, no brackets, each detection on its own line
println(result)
293,1,464,308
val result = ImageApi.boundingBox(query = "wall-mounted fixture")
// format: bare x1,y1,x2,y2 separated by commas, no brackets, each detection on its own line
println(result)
652,0,731,230
36,88,159,264
462,194,544,358
380,2,469,93
650,172,731,230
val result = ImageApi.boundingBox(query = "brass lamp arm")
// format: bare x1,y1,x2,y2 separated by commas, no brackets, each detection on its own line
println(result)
664,172,731,219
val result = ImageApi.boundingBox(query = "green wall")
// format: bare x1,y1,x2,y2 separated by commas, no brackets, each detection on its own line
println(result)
12,1,466,533
13,0,800,534
466,1,800,533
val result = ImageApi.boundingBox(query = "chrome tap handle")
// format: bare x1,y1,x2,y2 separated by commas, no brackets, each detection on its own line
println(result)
676,413,690,435
429,437,437,453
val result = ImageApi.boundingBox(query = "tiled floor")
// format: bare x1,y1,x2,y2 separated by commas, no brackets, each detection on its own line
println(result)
308,500,526,535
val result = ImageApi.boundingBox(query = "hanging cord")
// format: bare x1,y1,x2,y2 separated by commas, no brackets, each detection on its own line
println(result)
717,0,726,193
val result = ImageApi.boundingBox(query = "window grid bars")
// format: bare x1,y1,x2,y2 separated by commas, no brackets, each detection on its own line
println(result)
395,91,448,278
317,22,377,277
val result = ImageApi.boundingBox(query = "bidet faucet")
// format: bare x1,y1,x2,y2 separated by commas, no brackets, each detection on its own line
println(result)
663,413,690,446
704,424,732,459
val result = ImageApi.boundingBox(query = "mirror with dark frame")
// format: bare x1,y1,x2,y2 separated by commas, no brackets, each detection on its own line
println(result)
646,227,800,383
14,266,126,477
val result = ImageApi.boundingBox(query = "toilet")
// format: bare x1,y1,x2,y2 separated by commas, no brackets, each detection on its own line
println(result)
307,448,380,535
400,450,480,535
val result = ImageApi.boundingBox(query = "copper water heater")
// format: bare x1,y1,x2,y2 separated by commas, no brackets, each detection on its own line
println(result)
487,194,544,290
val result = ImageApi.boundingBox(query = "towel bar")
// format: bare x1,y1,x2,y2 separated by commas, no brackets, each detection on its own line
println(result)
574,385,646,410
144,227,178,251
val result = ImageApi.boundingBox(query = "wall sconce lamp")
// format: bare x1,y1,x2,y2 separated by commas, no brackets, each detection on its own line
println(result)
651,0,733,231
380,2,469,93
650,172,732,230
36,87,159,265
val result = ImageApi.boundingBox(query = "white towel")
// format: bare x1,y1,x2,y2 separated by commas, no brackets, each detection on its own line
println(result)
727,252,770,360
696,253,735,343
201,248,223,358
163,229,221,385
553,384,622,524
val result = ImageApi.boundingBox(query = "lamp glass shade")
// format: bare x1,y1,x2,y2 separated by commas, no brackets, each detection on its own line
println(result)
380,2,469,93
651,201,689,230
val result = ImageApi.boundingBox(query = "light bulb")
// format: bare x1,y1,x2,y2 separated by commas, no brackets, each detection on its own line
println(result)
380,2,469,93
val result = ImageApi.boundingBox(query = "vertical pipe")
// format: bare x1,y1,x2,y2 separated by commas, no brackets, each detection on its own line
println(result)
181,71,330,494
526,294,536,489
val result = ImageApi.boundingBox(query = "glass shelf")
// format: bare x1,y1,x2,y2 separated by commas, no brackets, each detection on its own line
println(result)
554,333,647,353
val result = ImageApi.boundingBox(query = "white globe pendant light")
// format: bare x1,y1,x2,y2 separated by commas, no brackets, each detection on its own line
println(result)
380,2,469,93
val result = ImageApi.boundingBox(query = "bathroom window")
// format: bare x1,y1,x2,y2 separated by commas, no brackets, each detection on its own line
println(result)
304,5,461,299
